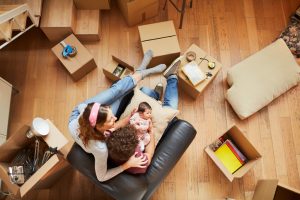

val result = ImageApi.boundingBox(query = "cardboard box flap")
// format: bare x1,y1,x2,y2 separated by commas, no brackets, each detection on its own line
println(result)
275,182,300,200
112,56,135,71
141,37,181,57
19,155,60,197
0,125,32,162
252,179,279,200
229,126,261,159
43,119,68,150
204,146,234,182
138,21,177,41
233,159,258,178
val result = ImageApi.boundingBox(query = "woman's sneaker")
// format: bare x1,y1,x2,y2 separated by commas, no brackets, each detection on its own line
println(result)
163,56,183,78
154,83,163,101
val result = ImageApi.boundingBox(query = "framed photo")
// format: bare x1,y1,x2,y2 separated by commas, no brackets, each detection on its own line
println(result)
113,64,125,77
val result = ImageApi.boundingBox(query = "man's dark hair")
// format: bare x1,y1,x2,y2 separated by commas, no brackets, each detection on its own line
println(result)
137,102,152,113
107,125,139,164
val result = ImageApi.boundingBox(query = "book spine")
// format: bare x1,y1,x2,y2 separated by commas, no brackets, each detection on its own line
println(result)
225,140,244,165
226,140,247,163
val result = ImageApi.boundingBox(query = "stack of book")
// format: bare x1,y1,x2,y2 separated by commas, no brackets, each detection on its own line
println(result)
214,139,247,173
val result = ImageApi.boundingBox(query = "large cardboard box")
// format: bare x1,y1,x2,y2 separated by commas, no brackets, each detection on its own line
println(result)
51,34,97,81
74,0,111,9
252,179,300,200
117,0,159,26
205,125,262,182
103,56,135,82
0,120,70,198
138,20,181,68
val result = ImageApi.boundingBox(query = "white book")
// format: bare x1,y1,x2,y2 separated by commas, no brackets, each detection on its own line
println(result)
182,61,206,86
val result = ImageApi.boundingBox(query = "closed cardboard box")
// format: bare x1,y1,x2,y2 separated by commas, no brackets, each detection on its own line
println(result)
252,179,300,200
0,120,70,198
51,34,97,81
205,125,261,182
117,0,159,26
103,55,135,82
74,0,111,9
138,20,181,68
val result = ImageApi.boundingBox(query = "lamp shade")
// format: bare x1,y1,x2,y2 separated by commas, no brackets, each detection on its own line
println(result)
26,117,50,138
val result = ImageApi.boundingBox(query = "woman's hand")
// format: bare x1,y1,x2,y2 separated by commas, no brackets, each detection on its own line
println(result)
121,152,148,170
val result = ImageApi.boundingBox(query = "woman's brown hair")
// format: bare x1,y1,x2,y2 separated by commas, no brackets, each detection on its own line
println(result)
78,103,110,146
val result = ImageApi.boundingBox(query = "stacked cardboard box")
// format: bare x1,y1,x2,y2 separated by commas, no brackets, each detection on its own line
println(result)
138,20,181,68
74,0,111,9
117,0,159,26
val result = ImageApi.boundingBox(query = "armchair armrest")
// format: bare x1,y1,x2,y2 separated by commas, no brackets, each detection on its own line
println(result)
143,119,197,200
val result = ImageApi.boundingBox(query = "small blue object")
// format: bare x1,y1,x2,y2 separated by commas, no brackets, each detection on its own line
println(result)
62,45,74,58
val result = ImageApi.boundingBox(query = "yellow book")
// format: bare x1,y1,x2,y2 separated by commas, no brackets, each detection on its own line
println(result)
214,143,242,173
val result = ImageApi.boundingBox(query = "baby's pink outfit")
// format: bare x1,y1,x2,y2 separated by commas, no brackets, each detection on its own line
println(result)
130,112,151,151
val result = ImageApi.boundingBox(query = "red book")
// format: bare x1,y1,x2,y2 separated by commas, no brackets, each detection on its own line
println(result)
225,140,245,165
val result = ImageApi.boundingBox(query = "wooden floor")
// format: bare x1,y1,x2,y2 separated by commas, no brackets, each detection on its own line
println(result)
1,0,300,199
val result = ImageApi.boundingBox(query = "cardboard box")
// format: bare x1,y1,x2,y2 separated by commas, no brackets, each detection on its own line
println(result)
117,0,159,26
51,34,97,81
252,179,300,200
103,56,135,82
205,125,262,182
74,0,111,9
40,0,77,42
0,120,70,198
75,9,101,42
138,20,181,68
178,44,222,99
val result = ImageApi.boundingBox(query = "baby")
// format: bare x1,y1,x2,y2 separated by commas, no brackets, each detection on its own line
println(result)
129,102,152,151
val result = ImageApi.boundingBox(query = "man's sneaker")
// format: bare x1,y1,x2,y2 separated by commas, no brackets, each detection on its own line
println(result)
163,56,183,78
154,83,163,101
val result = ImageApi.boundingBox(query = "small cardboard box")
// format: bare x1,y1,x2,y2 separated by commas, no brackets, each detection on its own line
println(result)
205,125,262,182
103,55,135,82
138,20,181,68
74,0,111,9
177,44,222,99
117,0,159,26
252,179,300,200
0,120,70,198
51,34,97,81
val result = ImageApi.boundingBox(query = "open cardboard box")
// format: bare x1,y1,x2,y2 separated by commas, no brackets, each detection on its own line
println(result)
205,125,262,182
252,179,300,200
138,20,181,68
102,55,135,82
117,0,158,26
0,120,70,198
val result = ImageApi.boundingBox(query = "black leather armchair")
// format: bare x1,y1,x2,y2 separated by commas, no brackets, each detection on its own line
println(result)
67,91,197,200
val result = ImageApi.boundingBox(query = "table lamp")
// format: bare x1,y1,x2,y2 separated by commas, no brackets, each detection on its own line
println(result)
26,117,50,138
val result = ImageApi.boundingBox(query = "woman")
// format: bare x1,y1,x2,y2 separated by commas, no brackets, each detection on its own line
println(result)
68,50,166,182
